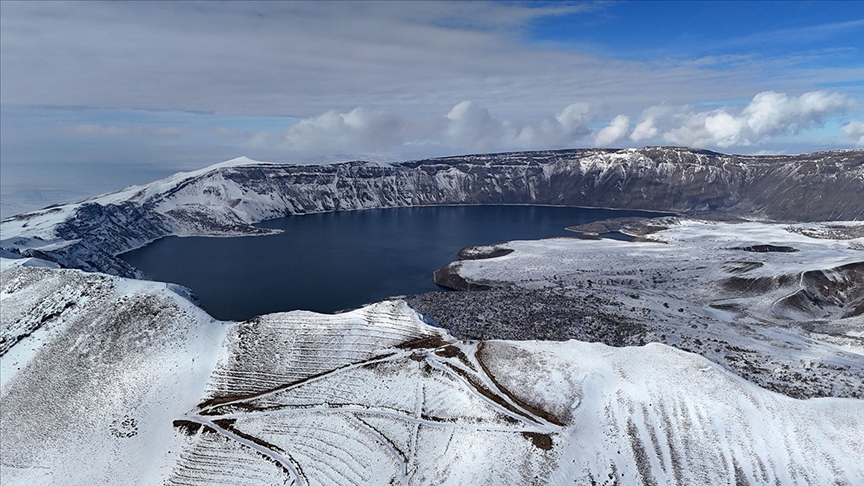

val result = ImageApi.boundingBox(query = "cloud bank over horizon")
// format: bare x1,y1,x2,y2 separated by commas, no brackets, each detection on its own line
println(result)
1,1,862,214
50,89,853,155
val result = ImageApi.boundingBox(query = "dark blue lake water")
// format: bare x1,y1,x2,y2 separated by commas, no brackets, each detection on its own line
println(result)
120,205,665,321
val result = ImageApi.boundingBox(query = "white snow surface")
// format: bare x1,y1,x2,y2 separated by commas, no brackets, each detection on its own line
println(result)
2,261,863,485
436,219,864,399
457,219,863,329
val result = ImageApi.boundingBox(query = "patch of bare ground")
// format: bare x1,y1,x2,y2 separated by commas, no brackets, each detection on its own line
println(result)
730,244,798,253
522,431,554,450
474,342,566,427
173,419,203,436
457,245,514,260
396,335,450,349
406,288,646,346
566,216,675,237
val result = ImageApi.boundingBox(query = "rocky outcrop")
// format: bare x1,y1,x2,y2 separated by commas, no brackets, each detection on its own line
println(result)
773,261,864,321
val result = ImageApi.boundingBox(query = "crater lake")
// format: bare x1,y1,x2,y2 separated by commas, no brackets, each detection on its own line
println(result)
120,205,668,320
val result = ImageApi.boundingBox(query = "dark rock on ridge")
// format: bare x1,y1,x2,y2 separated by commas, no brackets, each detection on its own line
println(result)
731,244,799,253
456,245,515,260
566,216,674,236
406,288,647,346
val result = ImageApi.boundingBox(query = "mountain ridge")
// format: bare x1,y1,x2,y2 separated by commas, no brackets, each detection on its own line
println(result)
2,147,862,278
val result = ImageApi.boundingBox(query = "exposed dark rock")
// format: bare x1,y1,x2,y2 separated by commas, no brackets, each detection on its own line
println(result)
787,225,864,240
432,262,493,291
406,288,647,346
566,216,672,236
719,275,796,296
731,244,799,253
720,261,764,274
774,261,864,320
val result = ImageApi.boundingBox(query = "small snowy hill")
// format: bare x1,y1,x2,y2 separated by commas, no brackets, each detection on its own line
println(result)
2,262,862,485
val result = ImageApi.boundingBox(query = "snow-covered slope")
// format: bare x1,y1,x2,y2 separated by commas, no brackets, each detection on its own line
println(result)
417,219,864,400
2,148,863,485
2,148,862,278
0,261,227,485
2,262,862,485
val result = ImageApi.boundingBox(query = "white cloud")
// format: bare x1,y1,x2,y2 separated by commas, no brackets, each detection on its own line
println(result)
555,102,594,137
441,101,502,151
218,93,858,156
630,105,673,142
743,90,849,136
630,119,658,142
503,102,595,149
280,108,403,152
438,101,596,152
594,115,630,146
245,101,598,156
841,120,864,146
3,1,856,124
662,90,852,148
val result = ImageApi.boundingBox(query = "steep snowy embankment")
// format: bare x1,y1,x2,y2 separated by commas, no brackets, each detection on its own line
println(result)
0,260,227,485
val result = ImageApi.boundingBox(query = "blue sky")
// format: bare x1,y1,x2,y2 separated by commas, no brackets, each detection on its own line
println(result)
1,1,862,215
529,1,863,66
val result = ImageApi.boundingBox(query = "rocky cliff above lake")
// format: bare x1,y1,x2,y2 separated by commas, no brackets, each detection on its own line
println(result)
2,147,862,278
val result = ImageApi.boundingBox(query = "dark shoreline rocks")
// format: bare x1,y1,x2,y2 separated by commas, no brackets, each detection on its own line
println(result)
432,262,494,291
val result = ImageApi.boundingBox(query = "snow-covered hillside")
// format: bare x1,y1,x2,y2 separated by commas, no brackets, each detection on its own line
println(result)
2,262,862,485
2,148,863,485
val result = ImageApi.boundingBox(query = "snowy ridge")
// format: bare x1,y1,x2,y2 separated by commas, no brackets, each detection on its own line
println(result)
2,263,862,485
1,147,862,278
0,263,227,485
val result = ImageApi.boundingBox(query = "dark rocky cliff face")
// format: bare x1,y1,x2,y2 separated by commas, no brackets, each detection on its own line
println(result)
225,147,863,219
143,147,863,230
4,147,862,277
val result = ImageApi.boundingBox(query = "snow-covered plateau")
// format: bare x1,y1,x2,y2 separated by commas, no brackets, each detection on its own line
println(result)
1,147,863,485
